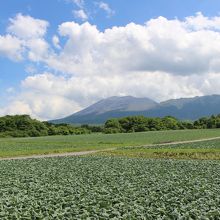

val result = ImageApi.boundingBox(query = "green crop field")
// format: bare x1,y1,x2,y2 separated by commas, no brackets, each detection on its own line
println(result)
1,129,220,158
99,138,220,160
1,129,220,218
0,156,219,219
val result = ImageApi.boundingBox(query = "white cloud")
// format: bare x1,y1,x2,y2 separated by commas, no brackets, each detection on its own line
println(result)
73,9,88,21
2,70,205,119
26,38,49,61
0,73,81,120
1,14,50,62
185,12,220,30
98,1,115,17
67,0,88,21
0,34,23,61
24,38,48,62
43,16,220,77
72,0,84,8
52,35,61,49
1,101,33,116
7,13,49,39
3,13,220,119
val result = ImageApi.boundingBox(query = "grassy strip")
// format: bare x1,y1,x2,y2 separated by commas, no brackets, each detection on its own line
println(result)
97,148,220,160
97,139,220,160
0,129,220,157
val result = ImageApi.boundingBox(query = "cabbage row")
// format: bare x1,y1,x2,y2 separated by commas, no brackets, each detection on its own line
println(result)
0,157,219,219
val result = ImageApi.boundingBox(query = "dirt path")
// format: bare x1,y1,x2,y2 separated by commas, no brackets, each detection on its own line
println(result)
141,136,220,147
0,136,220,161
0,150,99,161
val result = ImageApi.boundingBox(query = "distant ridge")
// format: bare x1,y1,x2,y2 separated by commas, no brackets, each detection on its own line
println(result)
50,95,220,124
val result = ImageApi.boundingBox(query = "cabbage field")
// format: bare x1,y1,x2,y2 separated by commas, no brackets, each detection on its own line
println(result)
0,156,219,219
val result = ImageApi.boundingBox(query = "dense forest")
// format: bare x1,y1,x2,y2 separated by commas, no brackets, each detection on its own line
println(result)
0,114,220,137
103,115,220,133
0,115,102,138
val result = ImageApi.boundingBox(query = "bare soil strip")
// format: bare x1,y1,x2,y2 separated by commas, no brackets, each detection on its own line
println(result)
140,136,220,147
0,150,99,161
0,136,220,161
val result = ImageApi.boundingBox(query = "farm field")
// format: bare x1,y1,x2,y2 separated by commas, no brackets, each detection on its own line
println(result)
1,129,220,158
98,139,220,160
0,130,220,218
0,156,219,219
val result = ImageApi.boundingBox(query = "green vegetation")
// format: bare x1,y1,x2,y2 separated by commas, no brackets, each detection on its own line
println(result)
0,115,49,137
0,156,219,219
1,114,220,138
98,138,220,160
1,129,220,157
104,114,220,133
0,115,102,138
1,117,220,218
104,116,190,133
100,148,220,160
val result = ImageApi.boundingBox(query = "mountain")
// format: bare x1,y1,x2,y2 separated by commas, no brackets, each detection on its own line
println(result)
74,96,158,116
51,95,220,124
51,96,158,124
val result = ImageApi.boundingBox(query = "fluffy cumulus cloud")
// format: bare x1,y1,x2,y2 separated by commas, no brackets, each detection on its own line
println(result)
0,34,23,61
185,12,220,30
2,12,220,119
7,13,49,39
0,101,33,116
1,13,50,62
1,73,81,120
45,16,220,76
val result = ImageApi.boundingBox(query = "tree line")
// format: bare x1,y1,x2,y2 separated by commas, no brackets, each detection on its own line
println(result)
0,114,220,137
0,115,101,138
103,115,220,133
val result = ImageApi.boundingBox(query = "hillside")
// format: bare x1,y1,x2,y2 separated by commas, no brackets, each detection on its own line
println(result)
51,95,220,124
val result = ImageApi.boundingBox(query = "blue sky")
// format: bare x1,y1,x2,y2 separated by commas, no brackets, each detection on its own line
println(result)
1,1,220,30
1,0,220,119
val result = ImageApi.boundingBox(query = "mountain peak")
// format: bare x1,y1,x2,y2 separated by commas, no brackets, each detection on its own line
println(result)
74,96,158,116
50,94,220,124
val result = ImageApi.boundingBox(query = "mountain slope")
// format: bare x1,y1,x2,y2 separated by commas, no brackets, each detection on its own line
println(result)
51,96,158,124
74,96,158,116
51,95,220,124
